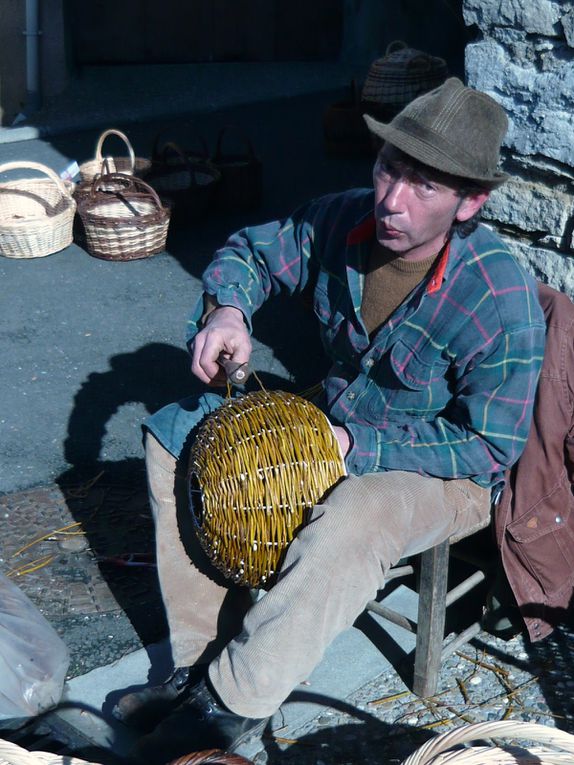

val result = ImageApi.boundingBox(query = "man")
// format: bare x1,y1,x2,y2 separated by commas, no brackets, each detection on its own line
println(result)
117,78,545,762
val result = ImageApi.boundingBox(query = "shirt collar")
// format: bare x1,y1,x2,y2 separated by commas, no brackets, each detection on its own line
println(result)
346,213,452,294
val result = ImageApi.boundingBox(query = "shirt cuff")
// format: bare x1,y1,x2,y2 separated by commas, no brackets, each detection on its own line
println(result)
344,422,378,475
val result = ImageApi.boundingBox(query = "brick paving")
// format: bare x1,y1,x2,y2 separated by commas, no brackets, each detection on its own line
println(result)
0,474,167,676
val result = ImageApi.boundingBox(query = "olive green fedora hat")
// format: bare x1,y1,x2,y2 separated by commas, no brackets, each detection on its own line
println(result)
364,77,509,188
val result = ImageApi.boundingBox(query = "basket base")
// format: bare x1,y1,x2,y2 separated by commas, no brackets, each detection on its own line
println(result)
86,248,162,261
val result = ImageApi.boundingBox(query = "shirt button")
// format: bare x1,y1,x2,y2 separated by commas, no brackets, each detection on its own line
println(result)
556,516,563,524
347,391,356,401
365,358,374,368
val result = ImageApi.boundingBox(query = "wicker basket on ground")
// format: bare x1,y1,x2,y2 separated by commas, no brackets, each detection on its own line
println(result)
79,128,151,184
401,720,574,764
188,390,346,588
211,126,262,211
169,751,254,765
0,161,76,259
0,739,98,765
0,742,252,765
147,141,221,220
77,173,170,261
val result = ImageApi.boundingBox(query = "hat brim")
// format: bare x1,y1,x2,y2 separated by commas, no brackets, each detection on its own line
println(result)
364,114,509,189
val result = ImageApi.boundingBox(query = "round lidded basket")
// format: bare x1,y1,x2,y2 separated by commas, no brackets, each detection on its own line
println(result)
361,40,448,122
77,173,171,261
79,128,151,184
0,161,76,259
400,720,574,765
188,390,346,588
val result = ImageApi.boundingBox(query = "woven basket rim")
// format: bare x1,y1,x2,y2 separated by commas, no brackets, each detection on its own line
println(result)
0,738,97,765
400,720,574,765
78,173,169,223
149,157,222,186
0,161,74,203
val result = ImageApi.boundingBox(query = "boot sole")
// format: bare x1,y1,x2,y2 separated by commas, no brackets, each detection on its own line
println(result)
231,718,269,762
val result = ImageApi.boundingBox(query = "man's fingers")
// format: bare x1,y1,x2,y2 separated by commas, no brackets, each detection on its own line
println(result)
191,327,252,385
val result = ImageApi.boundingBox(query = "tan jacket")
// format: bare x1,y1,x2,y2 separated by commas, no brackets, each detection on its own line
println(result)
495,283,574,641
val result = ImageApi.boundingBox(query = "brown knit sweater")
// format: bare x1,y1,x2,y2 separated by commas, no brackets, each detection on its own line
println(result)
361,243,438,336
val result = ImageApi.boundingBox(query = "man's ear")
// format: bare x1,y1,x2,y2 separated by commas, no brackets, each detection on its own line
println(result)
455,190,490,222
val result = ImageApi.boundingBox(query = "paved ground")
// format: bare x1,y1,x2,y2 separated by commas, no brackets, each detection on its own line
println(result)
1,63,574,765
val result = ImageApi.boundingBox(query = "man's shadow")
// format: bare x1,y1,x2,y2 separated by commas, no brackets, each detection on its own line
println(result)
55,343,200,650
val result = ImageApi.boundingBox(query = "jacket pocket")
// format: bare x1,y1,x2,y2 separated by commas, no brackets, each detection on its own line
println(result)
506,473,574,597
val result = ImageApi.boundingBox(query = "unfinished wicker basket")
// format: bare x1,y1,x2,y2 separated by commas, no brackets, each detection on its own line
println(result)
0,161,76,259
77,173,170,260
188,390,346,588
401,720,574,765
79,128,151,183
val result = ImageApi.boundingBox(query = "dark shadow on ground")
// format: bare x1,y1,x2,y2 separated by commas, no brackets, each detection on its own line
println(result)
54,342,199,654
268,690,434,765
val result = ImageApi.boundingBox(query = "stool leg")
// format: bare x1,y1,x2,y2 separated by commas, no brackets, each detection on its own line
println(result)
412,539,450,697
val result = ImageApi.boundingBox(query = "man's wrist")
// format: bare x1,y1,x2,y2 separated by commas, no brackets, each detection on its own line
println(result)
202,297,246,327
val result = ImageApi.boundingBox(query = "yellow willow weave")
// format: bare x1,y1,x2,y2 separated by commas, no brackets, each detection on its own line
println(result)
188,390,346,588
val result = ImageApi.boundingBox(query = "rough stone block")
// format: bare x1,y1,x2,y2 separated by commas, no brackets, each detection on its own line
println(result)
483,178,573,238
506,238,574,298
463,0,564,36
563,9,574,46
466,39,574,166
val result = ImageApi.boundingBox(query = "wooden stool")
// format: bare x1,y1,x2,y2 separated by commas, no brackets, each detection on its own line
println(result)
365,516,493,697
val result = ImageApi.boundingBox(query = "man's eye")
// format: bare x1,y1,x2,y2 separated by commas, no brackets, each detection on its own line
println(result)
414,178,437,196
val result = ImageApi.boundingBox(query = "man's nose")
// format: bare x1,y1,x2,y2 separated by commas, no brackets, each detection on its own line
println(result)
383,178,409,211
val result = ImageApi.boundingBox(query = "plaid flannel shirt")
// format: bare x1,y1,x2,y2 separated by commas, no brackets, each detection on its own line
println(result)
186,189,545,488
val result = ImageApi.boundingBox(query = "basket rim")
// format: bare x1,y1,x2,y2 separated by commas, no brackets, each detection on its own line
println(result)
0,161,74,202
400,720,574,765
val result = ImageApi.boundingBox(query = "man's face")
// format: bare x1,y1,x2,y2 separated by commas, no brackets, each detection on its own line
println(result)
372,144,488,261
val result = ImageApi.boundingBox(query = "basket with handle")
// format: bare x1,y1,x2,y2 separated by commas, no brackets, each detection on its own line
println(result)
152,123,212,169
168,750,254,765
79,128,151,184
148,141,221,220
400,720,574,765
0,742,253,765
0,161,76,259
77,172,171,261
361,40,449,123
188,389,346,589
0,738,100,765
211,125,262,211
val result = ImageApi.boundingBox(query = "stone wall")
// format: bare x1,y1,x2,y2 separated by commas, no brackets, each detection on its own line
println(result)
463,0,574,295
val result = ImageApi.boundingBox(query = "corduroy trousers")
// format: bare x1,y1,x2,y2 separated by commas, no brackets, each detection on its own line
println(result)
146,431,490,719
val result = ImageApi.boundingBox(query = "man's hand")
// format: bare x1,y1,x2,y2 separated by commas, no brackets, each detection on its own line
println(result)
332,425,351,458
191,305,252,386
